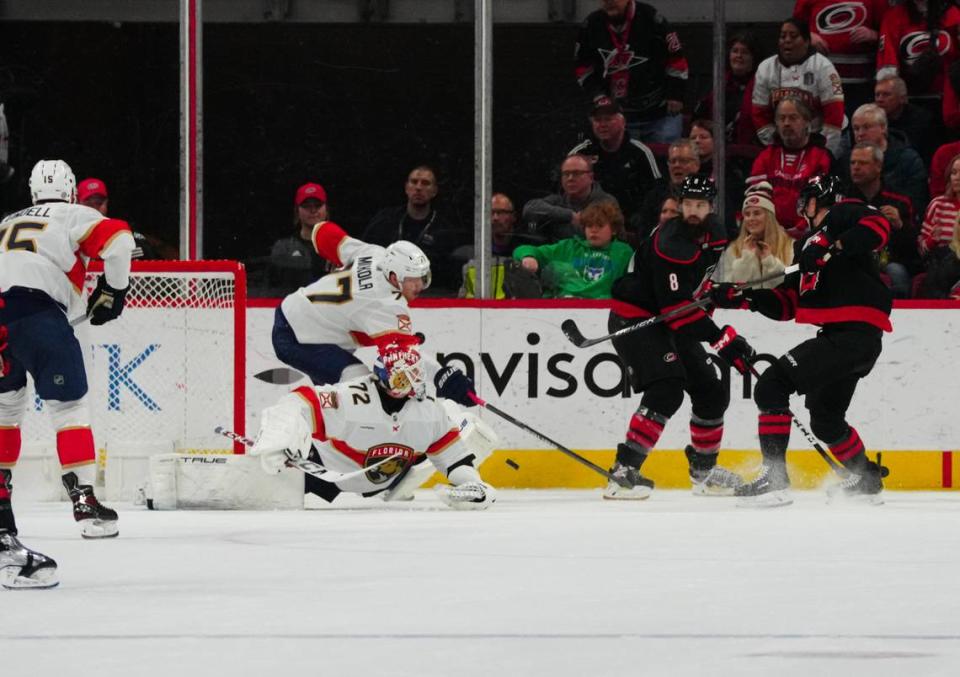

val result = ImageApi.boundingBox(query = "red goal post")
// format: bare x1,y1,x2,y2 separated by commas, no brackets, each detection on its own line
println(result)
21,259,247,457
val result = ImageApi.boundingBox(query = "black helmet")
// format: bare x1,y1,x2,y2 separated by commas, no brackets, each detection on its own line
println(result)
796,174,843,216
679,174,717,201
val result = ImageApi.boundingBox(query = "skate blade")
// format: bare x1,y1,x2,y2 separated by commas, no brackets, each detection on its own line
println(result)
80,519,119,539
0,566,60,590
602,487,653,501
691,484,738,497
736,490,793,508
826,492,884,506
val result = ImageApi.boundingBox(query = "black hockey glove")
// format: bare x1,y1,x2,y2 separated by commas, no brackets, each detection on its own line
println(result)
710,325,755,375
709,283,751,310
434,366,477,408
798,232,833,274
86,276,129,326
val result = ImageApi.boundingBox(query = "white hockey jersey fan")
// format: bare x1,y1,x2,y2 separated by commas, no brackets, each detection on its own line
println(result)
272,378,474,495
0,202,134,317
280,221,417,350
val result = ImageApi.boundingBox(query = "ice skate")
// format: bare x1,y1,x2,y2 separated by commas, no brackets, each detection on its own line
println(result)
686,446,744,496
0,530,59,590
735,464,792,508
435,481,496,510
62,472,119,539
602,462,654,500
691,465,744,496
826,462,884,506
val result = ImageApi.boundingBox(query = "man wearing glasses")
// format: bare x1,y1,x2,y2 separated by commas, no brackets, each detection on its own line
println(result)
521,154,619,244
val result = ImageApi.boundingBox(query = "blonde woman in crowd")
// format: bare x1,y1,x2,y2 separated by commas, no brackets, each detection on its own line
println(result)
919,153,960,257
717,181,793,287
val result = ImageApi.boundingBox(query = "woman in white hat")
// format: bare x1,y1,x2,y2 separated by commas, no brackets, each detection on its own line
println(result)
717,181,794,287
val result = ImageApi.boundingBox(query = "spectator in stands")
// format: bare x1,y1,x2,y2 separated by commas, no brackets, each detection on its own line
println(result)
363,165,464,293
919,217,960,299
846,142,919,298
568,94,661,238
874,76,936,165
716,182,793,287
77,177,167,259
877,0,960,102
638,139,700,239
752,18,845,156
574,0,688,143
795,0,888,115
747,96,833,238
521,154,618,245
268,182,332,294
458,192,518,299
930,140,960,196
843,104,928,218
919,153,960,258
513,201,632,299
656,195,680,230
690,119,750,237
694,31,762,144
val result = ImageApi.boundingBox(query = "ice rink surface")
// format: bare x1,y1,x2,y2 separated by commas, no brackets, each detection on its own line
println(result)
5,490,960,677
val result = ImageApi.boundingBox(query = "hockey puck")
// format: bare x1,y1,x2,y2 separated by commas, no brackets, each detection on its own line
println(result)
505,458,520,470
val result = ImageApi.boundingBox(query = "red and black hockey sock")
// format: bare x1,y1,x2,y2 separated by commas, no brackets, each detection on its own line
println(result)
758,409,792,467
828,427,868,470
619,406,668,469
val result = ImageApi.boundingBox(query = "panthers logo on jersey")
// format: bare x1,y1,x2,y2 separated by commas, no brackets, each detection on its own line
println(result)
364,443,415,484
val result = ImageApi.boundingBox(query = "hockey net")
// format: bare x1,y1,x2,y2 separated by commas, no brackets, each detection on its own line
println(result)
21,260,246,457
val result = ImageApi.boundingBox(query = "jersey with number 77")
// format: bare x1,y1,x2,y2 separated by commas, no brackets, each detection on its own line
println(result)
280,221,418,351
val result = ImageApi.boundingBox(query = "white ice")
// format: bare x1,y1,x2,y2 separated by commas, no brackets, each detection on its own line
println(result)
4,490,960,677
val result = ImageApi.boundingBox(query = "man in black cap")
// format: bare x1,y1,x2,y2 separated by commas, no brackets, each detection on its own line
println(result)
568,95,662,244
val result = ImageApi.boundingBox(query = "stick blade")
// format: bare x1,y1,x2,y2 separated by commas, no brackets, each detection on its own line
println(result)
560,319,588,347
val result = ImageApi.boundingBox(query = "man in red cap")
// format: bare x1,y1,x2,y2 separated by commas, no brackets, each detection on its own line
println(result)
78,177,109,215
77,177,165,259
268,182,333,293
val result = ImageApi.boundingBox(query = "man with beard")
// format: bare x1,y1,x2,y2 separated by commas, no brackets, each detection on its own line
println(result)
747,96,834,238
603,175,754,500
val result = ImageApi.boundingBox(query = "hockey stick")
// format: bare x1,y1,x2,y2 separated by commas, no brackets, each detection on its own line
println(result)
214,426,402,483
561,264,799,349
466,392,631,487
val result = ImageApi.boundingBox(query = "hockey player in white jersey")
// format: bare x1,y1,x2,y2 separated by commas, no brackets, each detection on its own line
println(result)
0,160,135,565
251,343,495,510
272,220,476,409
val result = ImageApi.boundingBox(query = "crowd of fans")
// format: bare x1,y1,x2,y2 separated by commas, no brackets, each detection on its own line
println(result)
432,0,960,302
78,0,960,302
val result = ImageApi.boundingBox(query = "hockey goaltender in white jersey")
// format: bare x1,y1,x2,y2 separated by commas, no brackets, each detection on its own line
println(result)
251,343,495,509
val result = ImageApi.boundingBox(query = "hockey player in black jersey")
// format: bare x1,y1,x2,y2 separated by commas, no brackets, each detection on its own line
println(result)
711,175,892,507
605,175,755,499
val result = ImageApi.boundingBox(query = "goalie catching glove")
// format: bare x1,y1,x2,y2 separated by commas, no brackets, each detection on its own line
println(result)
433,366,477,408
251,397,314,474
86,276,128,325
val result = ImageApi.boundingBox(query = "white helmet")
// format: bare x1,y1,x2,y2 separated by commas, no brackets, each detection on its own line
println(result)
29,159,76,204
381,240,431,289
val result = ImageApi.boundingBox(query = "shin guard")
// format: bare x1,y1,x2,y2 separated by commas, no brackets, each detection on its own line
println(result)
0,425,22,468
758,410,792,467
56,426,96,473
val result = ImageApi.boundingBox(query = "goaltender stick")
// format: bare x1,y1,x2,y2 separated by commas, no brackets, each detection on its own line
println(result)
251,342,496,510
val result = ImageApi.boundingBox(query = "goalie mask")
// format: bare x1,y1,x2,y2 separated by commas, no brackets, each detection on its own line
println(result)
374,343,426,400
29,159,76,204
